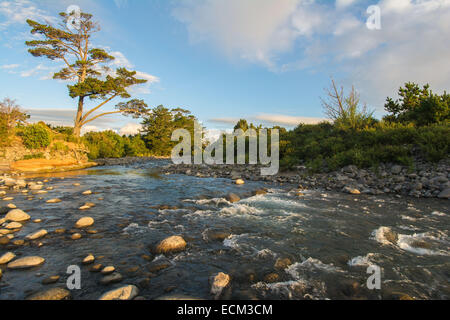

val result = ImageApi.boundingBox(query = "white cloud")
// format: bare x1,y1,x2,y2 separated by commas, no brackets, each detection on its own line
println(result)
174,0,450,110
0,0,56,28
119,123,142,135
254,114,330,126
20,63,48,77
0,63,19,69
110,51,134,69
336,0,357,9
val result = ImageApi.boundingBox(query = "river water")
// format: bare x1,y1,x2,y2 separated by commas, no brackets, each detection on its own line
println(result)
0,160,449,300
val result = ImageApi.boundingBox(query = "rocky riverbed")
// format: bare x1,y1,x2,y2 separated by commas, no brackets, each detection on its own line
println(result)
0,160,449,300
162,159,450,199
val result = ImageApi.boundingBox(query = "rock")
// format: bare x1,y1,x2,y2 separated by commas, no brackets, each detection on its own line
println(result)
54,228,66,234
75,217,94,228
0,252,16,264
203,229,231,242
28,184,43,191
0,268,2,280
5,222,22,230
90,264,103,272
5,209,30,222
101,266,115,275
235,179,245,185
82,190,92,195
0,236,10,245
71,233,82,240
274,258,292,270
3,178,16,187
99,285,139,300
210,272,231,299
7,256,45,269
7,203,16,209
342,186,361,195
33,219,42,223
226,193,240,203
27,288,71,300
254,189,267,196
2,197,14,201
26,229,48,241
12,239,24,246
42,275,60,285
148,257,172,273
264,273,279,283
155,235,187,253
46,199,62,204
100,272,123,285
391,165,403,174
437,188,450,199
82,254,95,265
79,202,95,210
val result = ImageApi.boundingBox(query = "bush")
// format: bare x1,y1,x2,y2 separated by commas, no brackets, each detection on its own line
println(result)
280,122,449,172
51,141,69,152
21,123,51,149
22,152,45,160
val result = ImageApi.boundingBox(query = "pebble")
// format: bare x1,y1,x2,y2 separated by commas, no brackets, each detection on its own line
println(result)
7,256,45,269
99,285,139,300
0,252,16,264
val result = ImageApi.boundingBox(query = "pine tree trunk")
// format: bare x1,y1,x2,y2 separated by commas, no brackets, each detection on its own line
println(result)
73,96,84,137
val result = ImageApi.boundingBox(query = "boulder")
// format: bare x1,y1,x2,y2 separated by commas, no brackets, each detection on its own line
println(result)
27,288,71,300
235,179,245,185
5,209,30,222
226,193,240,203
155,235,187,253
82,254,95,265
7,256,45,269
99,285,139,300
437,188,450,199
101,266,115,275
5,222,22,230
342,186,361,195
46,199,62,204
82,190,92,195
75,217,94,228
0,252,16,264
42,275,60,285
210,272,231,299
26,229,48,240
100,272,123,285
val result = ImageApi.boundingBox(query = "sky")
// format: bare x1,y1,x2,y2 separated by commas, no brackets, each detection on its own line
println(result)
0,0,449,136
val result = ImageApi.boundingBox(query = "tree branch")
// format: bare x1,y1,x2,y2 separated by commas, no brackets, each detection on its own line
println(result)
80,93,119,123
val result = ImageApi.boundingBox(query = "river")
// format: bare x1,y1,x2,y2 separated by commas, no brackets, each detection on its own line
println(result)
0,160,449,300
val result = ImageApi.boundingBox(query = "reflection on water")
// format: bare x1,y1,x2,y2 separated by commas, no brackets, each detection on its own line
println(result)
0,161,449,300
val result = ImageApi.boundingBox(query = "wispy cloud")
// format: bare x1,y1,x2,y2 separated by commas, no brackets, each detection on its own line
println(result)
0,0,56,28
174,0,450,109
0,63,19,69
254,114,330,126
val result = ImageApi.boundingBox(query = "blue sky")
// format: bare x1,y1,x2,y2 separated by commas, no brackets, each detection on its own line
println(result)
1,0,449,135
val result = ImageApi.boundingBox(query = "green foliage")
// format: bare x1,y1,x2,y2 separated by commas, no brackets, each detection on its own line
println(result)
123,135,149,157
280,122,449,172
384,83,449,126
21,123,51,149
141,106,196,156
22,152,45,160
51,141,70,152
83,131,126,159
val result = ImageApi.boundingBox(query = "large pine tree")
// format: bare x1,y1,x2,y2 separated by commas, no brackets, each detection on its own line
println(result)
26,10,150,136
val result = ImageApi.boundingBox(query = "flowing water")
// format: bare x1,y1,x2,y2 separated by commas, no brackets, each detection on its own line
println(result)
0,160,449,300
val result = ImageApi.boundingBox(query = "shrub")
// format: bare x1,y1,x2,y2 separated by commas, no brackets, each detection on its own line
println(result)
21,123,51,149
22,152,45,160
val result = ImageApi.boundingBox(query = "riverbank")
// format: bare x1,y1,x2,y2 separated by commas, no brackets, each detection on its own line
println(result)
162,159,450,199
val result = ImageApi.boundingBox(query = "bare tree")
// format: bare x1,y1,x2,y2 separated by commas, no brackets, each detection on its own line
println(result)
321,79,374,130
0,98,29,133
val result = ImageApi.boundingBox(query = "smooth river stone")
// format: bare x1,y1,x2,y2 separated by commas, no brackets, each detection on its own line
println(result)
7,256,45,269
5,209,30,222
27,288,71,300
155,235,187,253
75,217,94,228
0,252,16,264
99,285,139,300
26,229,48,240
